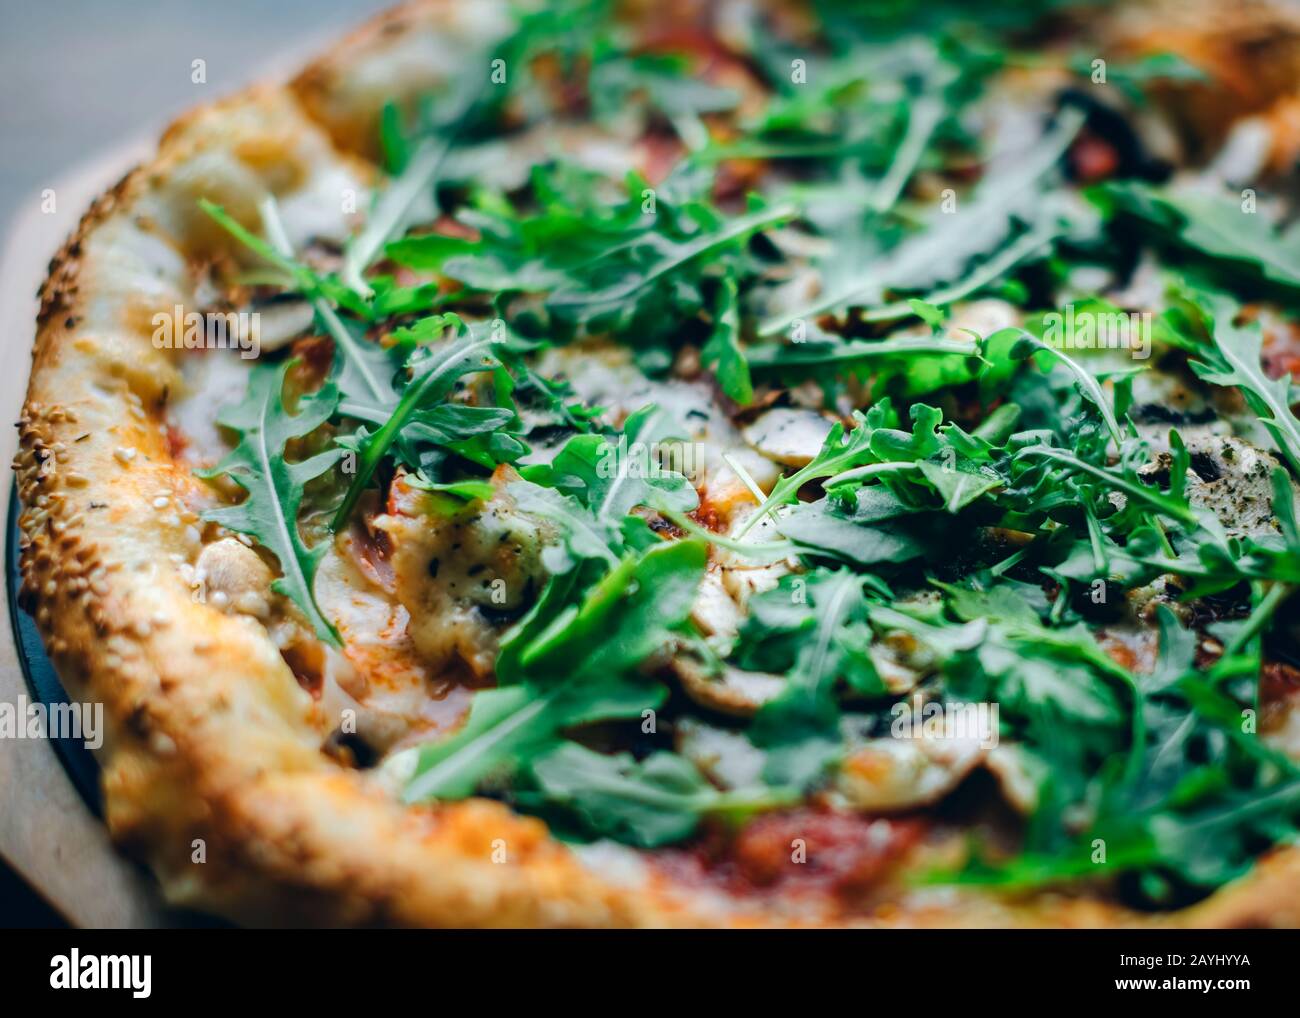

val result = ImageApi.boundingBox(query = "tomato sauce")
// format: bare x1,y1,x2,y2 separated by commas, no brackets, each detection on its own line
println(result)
655,807,925,903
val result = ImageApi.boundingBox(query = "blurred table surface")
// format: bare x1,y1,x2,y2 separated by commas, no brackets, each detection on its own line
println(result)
0,0,392,240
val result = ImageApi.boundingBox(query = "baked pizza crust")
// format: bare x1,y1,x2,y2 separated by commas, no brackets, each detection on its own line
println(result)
14,0,1300,927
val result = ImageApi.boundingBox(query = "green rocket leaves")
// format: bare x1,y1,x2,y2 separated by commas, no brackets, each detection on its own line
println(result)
199,361,342,644
182,0,1300,905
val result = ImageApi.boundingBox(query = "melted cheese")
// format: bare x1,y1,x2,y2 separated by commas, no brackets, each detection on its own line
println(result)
372,475,550,681
314,532,477,752
169,349,254,467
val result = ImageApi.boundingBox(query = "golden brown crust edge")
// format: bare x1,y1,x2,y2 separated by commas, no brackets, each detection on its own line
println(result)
13,0,1300,928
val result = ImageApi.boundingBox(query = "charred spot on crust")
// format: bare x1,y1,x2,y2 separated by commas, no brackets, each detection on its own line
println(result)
1189,450,1223,482
322,728,378,769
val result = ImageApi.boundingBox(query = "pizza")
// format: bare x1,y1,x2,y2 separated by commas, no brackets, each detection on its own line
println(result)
15,0,1300,927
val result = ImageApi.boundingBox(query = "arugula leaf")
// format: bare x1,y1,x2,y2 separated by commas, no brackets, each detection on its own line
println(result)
700,274,753,404
202,197,400,411
1144,603,1198,695
401,670,669,802
1016,444,1200,527
331,316,501,529
930,576,1046,627
744,334,982,381
391,172,794,353
550,201,797,311
1096,182,1300,293
1005,329,1124,448
748,570,880,788
735,405,894,536
1180,293,1300,477
521,537,705,677
509,404,699,571
777,492,932,567
884,595,1127,728
918,457,1003,512
590,51,740,125
199,198,316,292
529,743,790,848
743,399,1005,539
938,578,1300,900
339,10,560,295
199,361,342,644
759,106,1085,335
406,477,496,502
342,136,455,296
967,624,1126,727
509,481,623,572
526,405,698,519
402,539,706,802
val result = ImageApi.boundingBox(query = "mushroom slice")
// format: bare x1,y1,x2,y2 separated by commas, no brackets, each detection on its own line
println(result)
836,735,985,812
676,718,767,789
982,745,1042,815
672,651,786,718
867,643,924,695
689,568,745,652
250,297,315,353
1185,436,1299,539
742,407,835,468
1141,434,1299,539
